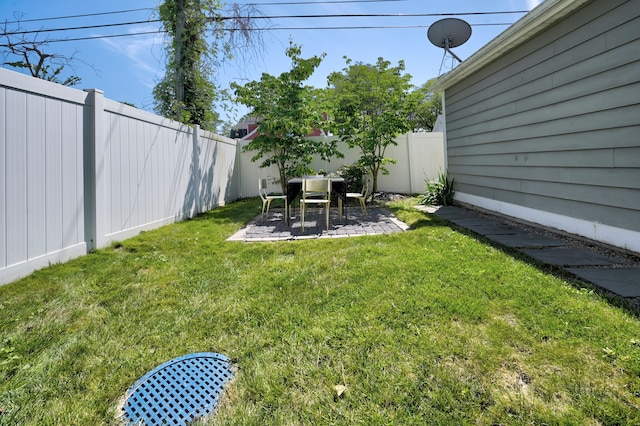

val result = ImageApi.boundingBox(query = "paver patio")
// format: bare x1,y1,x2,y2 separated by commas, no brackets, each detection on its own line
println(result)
228,206,409,241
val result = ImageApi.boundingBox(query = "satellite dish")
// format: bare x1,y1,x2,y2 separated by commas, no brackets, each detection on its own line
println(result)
428,18,472,63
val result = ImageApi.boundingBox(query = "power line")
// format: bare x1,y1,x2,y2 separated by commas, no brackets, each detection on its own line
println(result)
5,11,526,36
233,23,517,29
0,1,408,26
222,11,529,20
2,21,515,46
1,8,156,25
6,20,161,36
241,0,408,4
0,31,161,48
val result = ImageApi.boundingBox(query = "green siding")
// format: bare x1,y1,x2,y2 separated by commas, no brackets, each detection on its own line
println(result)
444,0,640,233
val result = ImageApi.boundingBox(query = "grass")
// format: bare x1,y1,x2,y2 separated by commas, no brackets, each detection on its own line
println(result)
1,198,640,425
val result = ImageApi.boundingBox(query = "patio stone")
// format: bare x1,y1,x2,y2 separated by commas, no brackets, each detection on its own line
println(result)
229,206,406,242
521,247,618,267
566,268,640,297
488,233,568,248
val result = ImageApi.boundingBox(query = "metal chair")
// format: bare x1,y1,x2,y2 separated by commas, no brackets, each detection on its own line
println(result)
346,175,371,218
258,178,287,223
300,178,331,231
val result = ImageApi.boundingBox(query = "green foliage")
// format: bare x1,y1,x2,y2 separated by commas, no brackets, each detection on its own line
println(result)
336,161,366,192
154,0,220,130
232,42,342,193
409,78,442,132
326,57,420,194
419,171,455,206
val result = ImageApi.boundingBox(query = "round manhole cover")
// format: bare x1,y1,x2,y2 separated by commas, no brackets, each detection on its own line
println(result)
122,352,234,425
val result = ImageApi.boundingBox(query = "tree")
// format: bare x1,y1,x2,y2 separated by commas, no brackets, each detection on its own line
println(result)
1,19,82,86
327,57,419,194
154,0,262,131
232,42,341,194
409,78,443,132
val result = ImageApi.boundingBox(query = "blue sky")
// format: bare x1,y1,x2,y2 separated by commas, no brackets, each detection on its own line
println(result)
0,0,543,124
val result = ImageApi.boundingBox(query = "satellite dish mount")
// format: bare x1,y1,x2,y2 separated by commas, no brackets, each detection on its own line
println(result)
439,36,464,63
428,18,472,64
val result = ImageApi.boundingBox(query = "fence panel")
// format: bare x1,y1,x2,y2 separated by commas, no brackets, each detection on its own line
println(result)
238,132,445,198
384,132,446,194
97,100,237,246
0,87,5,270
1,68,239,285
1,69,88,285
199,131,238,211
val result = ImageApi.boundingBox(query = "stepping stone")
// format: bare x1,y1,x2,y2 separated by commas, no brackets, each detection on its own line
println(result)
488,233,568,248
433,206,480,221
449,217,500,226
459,222,521,236
566,268,640,297
521,247,617,267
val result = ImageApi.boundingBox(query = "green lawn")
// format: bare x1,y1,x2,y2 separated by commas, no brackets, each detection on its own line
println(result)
1,198,639,425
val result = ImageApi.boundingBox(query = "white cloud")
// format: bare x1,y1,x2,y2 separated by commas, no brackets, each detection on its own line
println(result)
99,26,164,89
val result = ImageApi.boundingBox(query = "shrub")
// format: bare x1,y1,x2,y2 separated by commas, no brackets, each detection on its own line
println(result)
419,172,455,206
337,162,367,192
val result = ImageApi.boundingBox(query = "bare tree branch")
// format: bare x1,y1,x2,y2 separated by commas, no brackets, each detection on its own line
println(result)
1,15,87,86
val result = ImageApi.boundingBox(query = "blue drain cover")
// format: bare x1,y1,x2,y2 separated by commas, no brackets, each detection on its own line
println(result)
122,352,234,425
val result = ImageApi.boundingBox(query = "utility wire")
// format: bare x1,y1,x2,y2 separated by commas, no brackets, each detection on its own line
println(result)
219,11,529,20
241,0,408,4
230,23,516,29
0,1,408,25
6,20,161,36
2,22,515,46
1,8,156,25
6,11,527,36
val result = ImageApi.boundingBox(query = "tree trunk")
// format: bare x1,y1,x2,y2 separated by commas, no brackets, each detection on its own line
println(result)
371,165,379,195
175,0,185,121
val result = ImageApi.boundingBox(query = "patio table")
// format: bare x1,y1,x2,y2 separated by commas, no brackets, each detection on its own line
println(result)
287,176,347,225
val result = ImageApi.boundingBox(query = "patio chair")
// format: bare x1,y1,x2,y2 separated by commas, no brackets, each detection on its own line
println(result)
300,178,331,231
346,175,371,218
259,178,288,223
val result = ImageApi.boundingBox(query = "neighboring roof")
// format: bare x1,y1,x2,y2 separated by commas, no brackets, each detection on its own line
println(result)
432,0,594,91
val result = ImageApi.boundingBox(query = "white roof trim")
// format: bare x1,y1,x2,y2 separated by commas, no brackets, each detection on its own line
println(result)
433,0,594,90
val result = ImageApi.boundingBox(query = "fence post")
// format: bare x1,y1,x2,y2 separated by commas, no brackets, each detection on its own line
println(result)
193,124,202,214
84,89,107,250
405,132,413,194
235,138,242,199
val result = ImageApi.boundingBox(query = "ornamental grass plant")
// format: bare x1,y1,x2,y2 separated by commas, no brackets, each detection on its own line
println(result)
419,172,455,206
1,198,639,425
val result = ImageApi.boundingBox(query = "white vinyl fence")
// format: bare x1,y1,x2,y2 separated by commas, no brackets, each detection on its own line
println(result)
1,66,445,285
238,132,445,198
1,68,238,285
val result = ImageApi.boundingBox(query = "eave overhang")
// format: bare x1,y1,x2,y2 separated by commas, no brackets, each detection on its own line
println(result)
432,0,594,91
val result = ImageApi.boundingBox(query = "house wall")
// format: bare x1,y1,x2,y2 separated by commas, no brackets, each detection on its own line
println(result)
443,0,640,252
